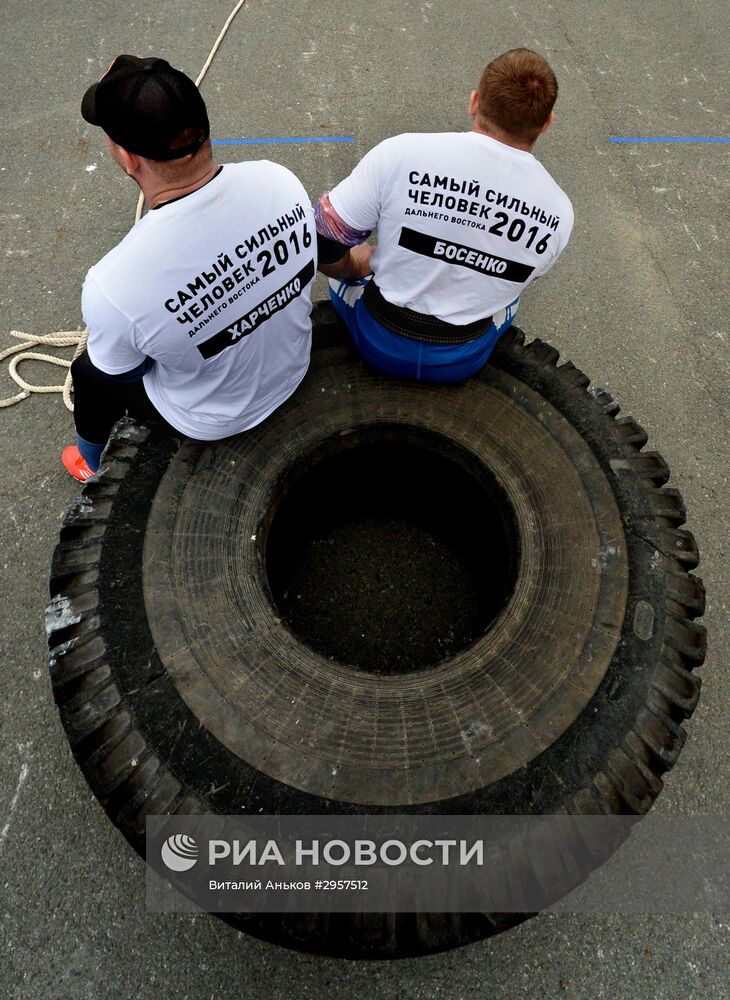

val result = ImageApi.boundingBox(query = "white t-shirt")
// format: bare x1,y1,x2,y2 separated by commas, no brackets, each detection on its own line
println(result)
328,131,573,325
83,161,316,439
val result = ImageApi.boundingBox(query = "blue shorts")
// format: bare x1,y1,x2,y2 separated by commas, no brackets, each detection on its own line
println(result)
328,277,519,384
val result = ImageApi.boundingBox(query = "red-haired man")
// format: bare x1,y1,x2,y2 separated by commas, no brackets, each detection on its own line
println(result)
316,49,573,383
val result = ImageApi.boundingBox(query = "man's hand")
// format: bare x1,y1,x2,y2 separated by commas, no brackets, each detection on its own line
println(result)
319,242,375,281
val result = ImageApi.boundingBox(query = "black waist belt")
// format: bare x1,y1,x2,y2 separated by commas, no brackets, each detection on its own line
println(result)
362,280,492,345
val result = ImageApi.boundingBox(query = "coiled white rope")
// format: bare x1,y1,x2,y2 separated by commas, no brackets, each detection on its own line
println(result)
2,0,248,412
0,332,82,409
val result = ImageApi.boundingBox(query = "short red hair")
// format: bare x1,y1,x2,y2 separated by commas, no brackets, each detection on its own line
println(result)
477,49,558,143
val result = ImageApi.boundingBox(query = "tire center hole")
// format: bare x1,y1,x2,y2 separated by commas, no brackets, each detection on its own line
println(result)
264,425,519,675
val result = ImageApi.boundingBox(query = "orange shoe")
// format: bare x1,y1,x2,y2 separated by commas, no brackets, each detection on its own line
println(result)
62,446,96,483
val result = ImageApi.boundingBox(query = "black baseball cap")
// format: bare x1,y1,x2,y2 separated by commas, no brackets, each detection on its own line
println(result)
81,55,210,161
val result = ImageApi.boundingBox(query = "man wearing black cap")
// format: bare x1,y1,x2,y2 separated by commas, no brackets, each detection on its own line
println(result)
64,55,316,481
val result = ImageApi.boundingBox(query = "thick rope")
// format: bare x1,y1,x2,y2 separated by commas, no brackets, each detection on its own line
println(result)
0,331,85,409
3,0,248,412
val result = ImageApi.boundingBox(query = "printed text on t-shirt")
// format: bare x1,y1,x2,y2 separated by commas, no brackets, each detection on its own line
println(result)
407,171,557,252
162,203,310,336
398,227,535,282
197,259,315,360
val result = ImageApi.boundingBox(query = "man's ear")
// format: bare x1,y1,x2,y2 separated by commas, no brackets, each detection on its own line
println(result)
540,110,555,134
468,89,479,118
117,145,141,176
106,137,141,177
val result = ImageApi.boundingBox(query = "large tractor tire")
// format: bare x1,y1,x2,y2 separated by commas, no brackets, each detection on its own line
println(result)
47,308,705,957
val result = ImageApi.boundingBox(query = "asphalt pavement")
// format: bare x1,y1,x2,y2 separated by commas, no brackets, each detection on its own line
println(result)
1,1,728,997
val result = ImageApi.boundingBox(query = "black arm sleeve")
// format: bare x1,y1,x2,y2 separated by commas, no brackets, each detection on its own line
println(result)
317,232,351,266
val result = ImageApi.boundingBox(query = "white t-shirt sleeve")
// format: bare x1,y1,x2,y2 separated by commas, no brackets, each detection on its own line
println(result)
327,137,399,232
533,196,575,279
82,272,148,375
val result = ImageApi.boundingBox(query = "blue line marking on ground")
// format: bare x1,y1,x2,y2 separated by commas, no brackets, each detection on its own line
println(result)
212,136,356,145
610,137,730,143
